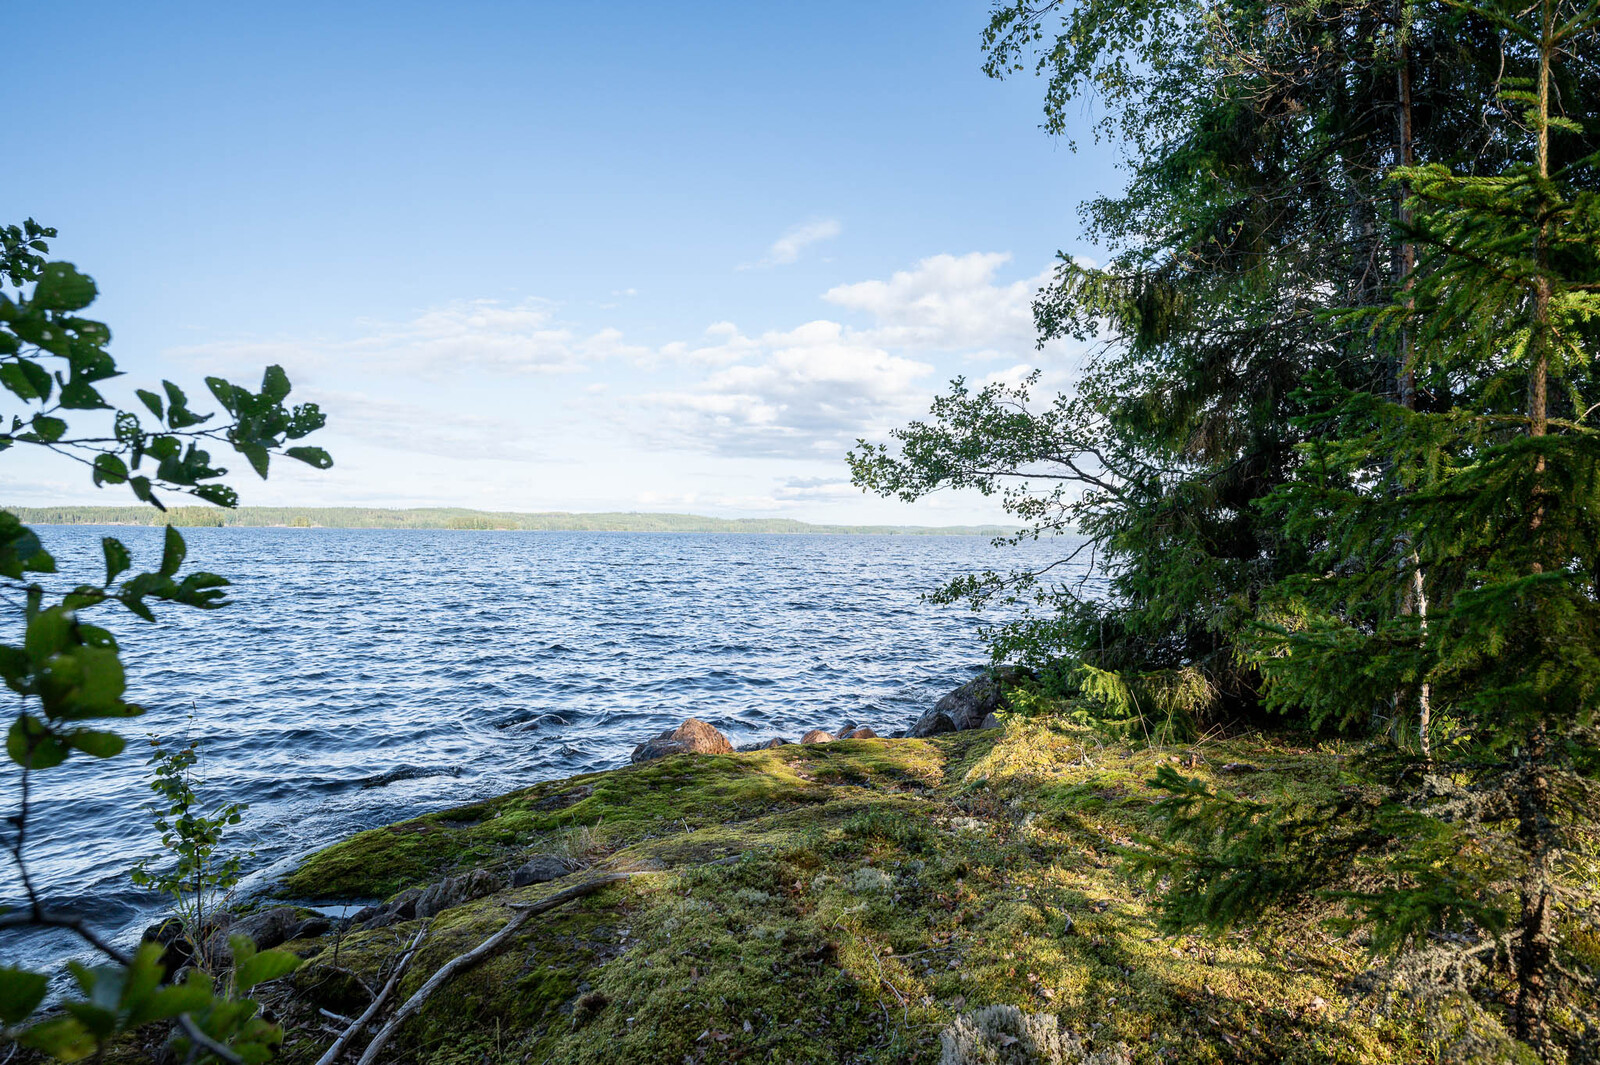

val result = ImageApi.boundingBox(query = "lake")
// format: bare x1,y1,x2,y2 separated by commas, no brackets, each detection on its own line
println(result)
0,526,1077,972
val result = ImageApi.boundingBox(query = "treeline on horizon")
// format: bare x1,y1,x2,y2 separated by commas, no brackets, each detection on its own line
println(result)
3,504,1013,536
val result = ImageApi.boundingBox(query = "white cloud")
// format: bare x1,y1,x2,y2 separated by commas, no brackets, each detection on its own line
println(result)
773,476,859,502
822,252,1052,353
741,218,842,269
348,300,645,374
641,320,932,457
305,390,549,461
167,299,642,379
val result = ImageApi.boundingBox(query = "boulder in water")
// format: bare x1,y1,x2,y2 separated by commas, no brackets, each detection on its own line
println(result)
910,666,1034,737
630,718,735,763
840,727,879,740
800,729,836,744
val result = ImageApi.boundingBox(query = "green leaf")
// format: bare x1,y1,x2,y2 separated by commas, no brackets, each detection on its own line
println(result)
284,446,333,469
234,947,301,992
260,364,290,403
31,262,97,312
205,376,239,414
7,715,68,770
0,360,50,402
102,537,131,583
24,606,73,662
0,514,55,579
17,358,52,399
159,525,185,577
227,934,257,970
135,388,164,420
239,443,270,479
29,414,66,442
129,475,165,511
0,966,49,1025
92,453,128,487
0,646,29,692
41,644,128,717
17,1014,96,1060
67,729,125,758
56,377,107,410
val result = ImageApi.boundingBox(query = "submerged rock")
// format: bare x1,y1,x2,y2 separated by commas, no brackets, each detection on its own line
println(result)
910,666,1034,737
630,718,735,763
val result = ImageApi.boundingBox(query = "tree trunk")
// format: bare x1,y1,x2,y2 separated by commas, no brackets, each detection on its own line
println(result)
1392,0,1430,757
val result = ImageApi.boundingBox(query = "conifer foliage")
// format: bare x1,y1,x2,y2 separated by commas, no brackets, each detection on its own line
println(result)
1146,0,1600,1053
860,0,1600,1055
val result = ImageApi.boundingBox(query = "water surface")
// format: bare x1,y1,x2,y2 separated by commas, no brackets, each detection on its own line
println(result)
0,527,1075,971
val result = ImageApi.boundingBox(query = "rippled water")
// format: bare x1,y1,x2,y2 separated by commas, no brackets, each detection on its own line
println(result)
0,526,1075,972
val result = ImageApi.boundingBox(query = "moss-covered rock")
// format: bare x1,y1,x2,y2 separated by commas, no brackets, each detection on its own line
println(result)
257,727,1516,1064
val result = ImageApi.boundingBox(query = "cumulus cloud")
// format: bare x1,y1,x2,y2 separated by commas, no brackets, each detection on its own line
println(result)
631,251,1087,459
741,219,842,269
641,320,932,457
822,252,1052,353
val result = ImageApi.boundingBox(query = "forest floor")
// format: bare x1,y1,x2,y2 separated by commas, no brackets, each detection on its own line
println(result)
237,723,1517,1064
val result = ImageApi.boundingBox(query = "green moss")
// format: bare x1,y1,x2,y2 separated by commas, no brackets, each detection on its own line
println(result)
265,723,1518,1064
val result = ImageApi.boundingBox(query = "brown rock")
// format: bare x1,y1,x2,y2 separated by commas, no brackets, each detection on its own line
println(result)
840,727,879,740
801,730,836,744
630,718,735,763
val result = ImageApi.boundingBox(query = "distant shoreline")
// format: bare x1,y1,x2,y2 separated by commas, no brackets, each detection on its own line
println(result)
4,505,1015,536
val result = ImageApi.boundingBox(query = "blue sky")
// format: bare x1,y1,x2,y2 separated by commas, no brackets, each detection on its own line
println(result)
8,1,1118,523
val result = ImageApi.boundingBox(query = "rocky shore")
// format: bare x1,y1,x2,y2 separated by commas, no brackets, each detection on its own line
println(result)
629,666,1034,765
96,671,1481,1064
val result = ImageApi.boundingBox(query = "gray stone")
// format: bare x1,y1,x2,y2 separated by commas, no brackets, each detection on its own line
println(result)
909,666,1033,738
630,718,735,763
286,916,331,941
415,868,503,919
979,713,1002,730
387,886,423,920
512,853,571,887
227,906,302,952
348,904,383,926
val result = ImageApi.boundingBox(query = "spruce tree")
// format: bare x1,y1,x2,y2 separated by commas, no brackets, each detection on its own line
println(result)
1137,0,1600,1053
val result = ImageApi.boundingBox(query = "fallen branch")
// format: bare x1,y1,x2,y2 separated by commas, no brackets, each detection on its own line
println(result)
313,923,428,1065
353,872,644,1065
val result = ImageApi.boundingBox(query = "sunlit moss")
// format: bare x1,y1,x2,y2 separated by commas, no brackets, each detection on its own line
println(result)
267,721,1511,1064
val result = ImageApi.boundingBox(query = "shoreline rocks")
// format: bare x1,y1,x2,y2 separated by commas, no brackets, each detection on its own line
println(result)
630,718,735,763
908,666,1033,737
625,667,1026,764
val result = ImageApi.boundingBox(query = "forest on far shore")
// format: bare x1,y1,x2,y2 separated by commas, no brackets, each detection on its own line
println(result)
4,505,1013,535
